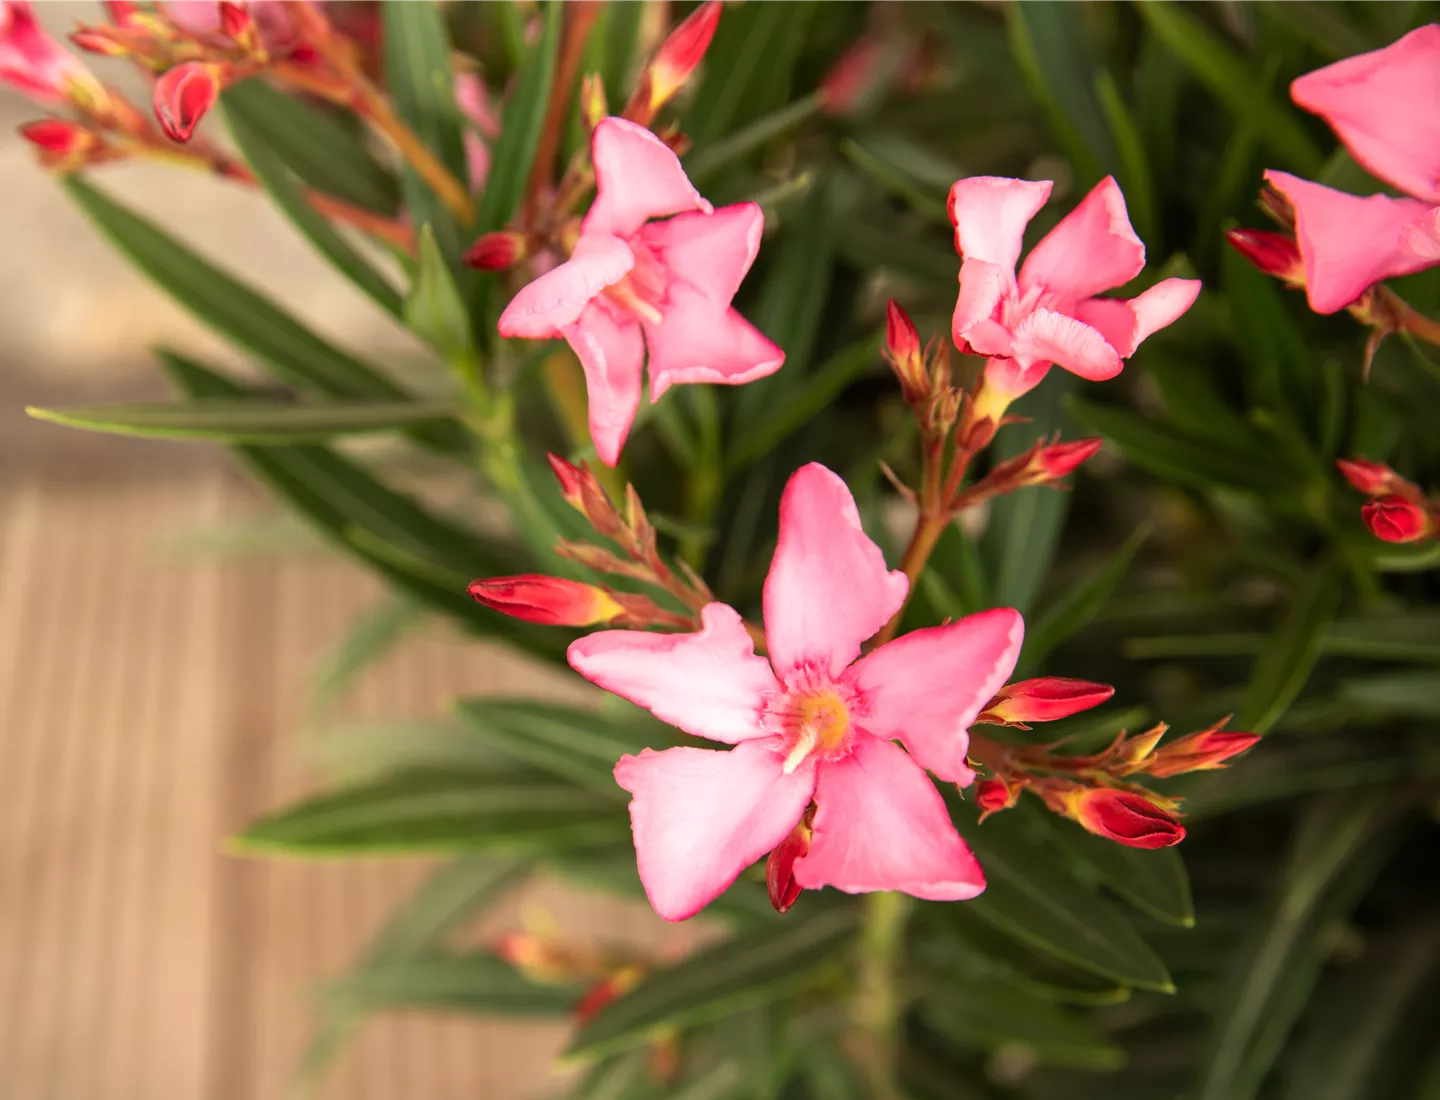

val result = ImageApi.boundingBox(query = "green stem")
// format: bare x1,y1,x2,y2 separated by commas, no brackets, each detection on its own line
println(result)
680,387,722,569
853,890,912,1100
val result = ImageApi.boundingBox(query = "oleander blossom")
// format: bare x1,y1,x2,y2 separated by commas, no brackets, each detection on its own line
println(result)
497,116,783,466
1,0,94,103
949,175,1200,418
567,463,1024,921
1262,24,1440,314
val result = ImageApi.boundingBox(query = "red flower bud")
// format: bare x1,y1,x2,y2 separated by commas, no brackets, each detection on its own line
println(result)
979,678,1115,726
103,0,140,22
1336,458,1405,497
1144,727,1260,779
153,61,220,142
463,230,526,271
645,0,720,111
574,966,645,1025
70,27,133,56
469,575,624,627
547,453,587,510
219,1,252,42
1363,494,1433,543
975,779,1021,822
20,117,95,159
1226,228,1305,286
1035,438,1103,480
1068,788,1185,849
766,817,812,914
884,299,928,403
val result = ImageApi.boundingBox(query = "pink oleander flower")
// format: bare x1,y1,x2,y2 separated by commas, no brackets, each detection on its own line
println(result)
161,0,299,53
1,0,96,104
1255,25,1440,315
567,463,1024,921
498,116,783,466
455,70,499,194
949,175,1200,421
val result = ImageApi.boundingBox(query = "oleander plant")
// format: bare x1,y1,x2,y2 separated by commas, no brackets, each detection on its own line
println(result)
10,0,1440,1096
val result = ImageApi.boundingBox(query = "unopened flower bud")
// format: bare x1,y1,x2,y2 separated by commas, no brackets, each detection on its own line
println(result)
469,575,624,627
1064,787,1185,849
978,678,1114,727
547,452,627,541
219,0,253,43
153,61,220,142
103,0,140,22
1336,458,1405,497
1363,494,1434,543
19,118,99,170
70,27,133,56
884,299,928,403
574,965,645,1024
644,0,720,112
1117,722,1168,767
1226,228,1305,287
1033,438,1103,481
975,778,1021,821
463,230,526,272
766,816,812,914
1,1,102,106
547,453,587,511
1144,725,1260,779
580,72,607,133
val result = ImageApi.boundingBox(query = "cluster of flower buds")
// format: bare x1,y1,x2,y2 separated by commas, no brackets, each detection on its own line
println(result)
880,300,1103,518
1337,458,1438,543
493,927,646,1026
470,454,718,634
968,678,1259,849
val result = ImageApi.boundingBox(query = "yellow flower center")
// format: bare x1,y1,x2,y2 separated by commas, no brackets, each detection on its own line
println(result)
781,689,851,773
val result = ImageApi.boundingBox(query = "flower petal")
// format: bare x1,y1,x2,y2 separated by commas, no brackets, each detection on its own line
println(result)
762,464,909,682
947,176,1052,271
561,302,645,467
615,740,815,922
1019,176,1145,304
568,602,777,743
1402,206,1440,262
640,202,764,304
1290,24,1440,204
584,117,712,239
793,736,985,900
1265,170,1434,314
498,233,635,339
846,608,1024,785
952,257,1015,354
1010,308,1123,381
1072,278,1201,357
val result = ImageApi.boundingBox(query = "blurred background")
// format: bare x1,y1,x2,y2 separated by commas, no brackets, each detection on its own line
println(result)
0,7,697,1098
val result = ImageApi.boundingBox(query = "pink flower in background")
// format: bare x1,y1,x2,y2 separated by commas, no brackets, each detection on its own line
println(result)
949,175,1200,419
497,117,783,466
455,70,499,194
161,1,299,53
1258,25,1440,314
568,463,1023,921
1,0,94,103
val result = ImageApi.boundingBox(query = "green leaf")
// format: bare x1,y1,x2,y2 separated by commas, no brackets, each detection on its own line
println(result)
684,95,822,184
919,982,1126,1070
1068,397,1300,493
1022,522,1151,671
982,375,1077,615
1043,817,1193,927
1196,790,1404,1100
451,698,651,801
64,178,413,403
1094,68,1156,245
958,806,1172,992
725,335,881,472
326,954,579,1015
233,770,626,857
300,720,517,783
220,80,399,215
600,0,646,102
566,908,859,1060
1007,1,1117,184
1240,559,1344,734
406,225,477,363
27,398,458,443
221,90,404,319
383,0,469,267
308,596,424,717
1135,1,1323,174
1338,670,1440,718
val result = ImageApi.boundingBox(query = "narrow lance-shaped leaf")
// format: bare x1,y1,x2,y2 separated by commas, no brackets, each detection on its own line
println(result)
1240,559,1344,734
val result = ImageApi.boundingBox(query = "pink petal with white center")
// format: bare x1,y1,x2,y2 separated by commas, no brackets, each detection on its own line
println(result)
561,301,645,467
793,736,985,900
615,740,816,922
568,602,777,744
1265,170,1435,315
1019,176,1145,304
1291,24,1440,204
1009,308,1123,380
952,258,1015,354
640,202,764,305
1072,277,1201,358
947,176,1053,270
846,607,1023,786
584,117,712,239
497,233,635,339
762,464,909,682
